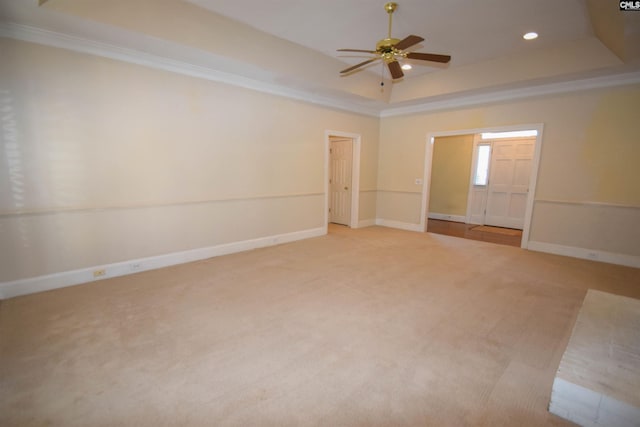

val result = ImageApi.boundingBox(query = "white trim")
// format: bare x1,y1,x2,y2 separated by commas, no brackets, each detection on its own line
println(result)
0,192,325,218
375,219,423,232
357,219,377,228
0,227,325,299
3,23,640,119
535,199,640,209
481,130,538,139
419,137,435,232
350,137,362,228
528,241,640,269
421,124,543,249
380,71,640,117
323,134,329,235
325,130,361,229
421,124,546,138
0,23,380,118
521,126,544,248
427,213,466,223
377,189,422,195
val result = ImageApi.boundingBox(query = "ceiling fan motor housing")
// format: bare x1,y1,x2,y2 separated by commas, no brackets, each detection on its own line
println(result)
376,38,401,63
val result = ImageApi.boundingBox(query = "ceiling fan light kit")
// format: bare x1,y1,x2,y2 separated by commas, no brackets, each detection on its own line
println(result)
337,2,451,80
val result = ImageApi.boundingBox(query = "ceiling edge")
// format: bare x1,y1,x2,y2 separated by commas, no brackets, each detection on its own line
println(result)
0,22,382,118
2,22,639,120
379,71,640,117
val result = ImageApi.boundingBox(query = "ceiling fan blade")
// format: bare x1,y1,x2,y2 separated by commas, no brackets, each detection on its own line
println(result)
394,35,424,51
340,58,380,74
337,49,378,54
388,60,404,79
406,52,452,63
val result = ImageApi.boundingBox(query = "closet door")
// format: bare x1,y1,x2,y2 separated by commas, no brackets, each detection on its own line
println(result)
329,138,352,226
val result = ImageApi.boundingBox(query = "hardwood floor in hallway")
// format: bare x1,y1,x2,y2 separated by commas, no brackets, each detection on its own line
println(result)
427,219,523,247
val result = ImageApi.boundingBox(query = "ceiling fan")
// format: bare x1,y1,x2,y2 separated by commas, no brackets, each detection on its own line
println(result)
337,2,451,80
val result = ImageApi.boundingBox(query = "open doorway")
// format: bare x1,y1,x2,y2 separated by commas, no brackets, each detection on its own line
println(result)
325,131,361,229
421,126,543,248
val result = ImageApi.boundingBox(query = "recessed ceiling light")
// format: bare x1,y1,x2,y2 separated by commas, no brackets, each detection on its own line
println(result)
401,63,412,70
523,32,538,40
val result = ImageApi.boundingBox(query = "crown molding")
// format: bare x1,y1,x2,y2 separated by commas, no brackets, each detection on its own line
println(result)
380,70,640,117
0,22,381,117
2,22,639,119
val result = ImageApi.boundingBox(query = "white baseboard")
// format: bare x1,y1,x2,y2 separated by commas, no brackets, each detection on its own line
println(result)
528,241,640,269
375,219,423,232
0,227,326,299
427,212,467,223
357,219,377,228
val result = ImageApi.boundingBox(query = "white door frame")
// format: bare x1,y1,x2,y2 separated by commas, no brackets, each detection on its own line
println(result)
324,130,361,230
420,124,544,248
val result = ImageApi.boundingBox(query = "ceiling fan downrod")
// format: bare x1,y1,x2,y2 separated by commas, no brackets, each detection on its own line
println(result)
377,2,400,60
385,2,397,39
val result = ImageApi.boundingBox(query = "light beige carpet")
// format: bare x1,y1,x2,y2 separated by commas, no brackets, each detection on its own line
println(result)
2,225,640,426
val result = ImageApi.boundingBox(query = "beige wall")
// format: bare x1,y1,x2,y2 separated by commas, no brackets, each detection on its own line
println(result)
43,0,392,103
429,135,474,216
2,36,639,286
0,38,379,282
379,84,640,257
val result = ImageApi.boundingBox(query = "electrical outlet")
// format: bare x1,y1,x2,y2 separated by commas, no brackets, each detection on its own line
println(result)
93,269,106,278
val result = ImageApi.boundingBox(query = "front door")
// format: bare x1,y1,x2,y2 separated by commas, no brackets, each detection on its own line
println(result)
329,137,353,226
484,137,535,229
467,140,491,225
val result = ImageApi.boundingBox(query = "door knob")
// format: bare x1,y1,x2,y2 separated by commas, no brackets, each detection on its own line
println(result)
344,186,349,190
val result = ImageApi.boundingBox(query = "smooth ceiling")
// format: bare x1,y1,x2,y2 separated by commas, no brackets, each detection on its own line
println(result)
186,0,593,74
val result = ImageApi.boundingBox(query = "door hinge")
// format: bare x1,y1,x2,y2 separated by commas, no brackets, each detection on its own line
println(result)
328,208,331,213
329,148,332,154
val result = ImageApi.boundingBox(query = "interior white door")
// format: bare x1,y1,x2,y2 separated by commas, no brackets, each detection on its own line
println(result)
329,138,353,226
466,141,490,225
467,188,488,225
484,138,535,229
